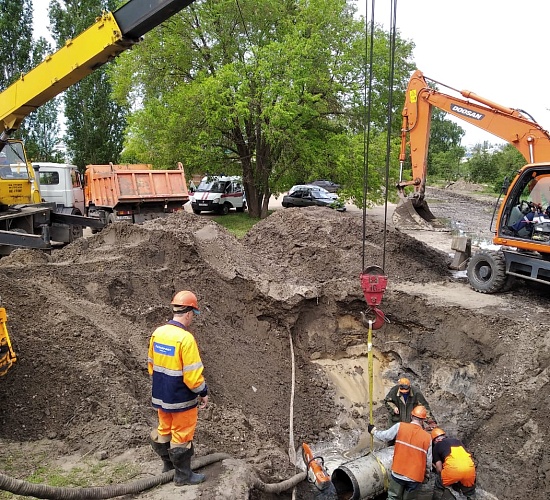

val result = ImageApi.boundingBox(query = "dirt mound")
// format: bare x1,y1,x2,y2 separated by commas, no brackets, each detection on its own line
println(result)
243,207,450,285
0,205,547,499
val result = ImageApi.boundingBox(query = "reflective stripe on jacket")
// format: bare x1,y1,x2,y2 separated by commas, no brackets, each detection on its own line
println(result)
392,422,432,482
148,320,207,412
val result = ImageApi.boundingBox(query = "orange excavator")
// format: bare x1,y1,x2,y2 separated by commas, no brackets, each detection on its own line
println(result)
396,70,550,293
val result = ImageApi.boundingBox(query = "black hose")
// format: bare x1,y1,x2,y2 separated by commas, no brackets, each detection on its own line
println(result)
253,471,307,494
0,453,230,499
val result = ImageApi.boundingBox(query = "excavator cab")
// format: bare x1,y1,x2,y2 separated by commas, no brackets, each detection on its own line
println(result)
497,168,550,239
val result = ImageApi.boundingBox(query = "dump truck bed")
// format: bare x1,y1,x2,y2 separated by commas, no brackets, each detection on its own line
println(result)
85,165,189,209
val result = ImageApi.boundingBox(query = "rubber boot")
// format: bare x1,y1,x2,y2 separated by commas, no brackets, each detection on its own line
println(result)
150,438,174,473
168,444,206,486
432,486,455,500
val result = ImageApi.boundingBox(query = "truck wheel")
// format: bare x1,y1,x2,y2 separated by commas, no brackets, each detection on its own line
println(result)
70,225,83,241
70,209,83,241
219,204,230,215
467,250,508,293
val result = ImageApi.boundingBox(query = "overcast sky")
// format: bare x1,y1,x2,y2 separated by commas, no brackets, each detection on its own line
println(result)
32,0,550,147
355,0,550,146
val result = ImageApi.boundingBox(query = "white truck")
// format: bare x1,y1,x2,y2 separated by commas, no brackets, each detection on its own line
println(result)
33,162,85,216
190,175,247,215
32,162,91,243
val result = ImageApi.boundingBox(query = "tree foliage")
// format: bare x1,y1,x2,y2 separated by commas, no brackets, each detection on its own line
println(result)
111,0,416,217
0,0,33,88
466,143,525,191
49,0,128,171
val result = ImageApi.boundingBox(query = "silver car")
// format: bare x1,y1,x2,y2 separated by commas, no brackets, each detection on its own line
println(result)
282,185,345,211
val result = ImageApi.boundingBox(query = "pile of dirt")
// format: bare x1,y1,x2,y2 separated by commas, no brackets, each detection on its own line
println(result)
0,201,547,500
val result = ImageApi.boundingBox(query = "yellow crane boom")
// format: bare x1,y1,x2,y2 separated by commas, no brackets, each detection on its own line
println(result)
0,0,196,141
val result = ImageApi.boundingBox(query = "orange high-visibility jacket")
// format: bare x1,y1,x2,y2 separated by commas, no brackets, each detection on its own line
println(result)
392,422,432,482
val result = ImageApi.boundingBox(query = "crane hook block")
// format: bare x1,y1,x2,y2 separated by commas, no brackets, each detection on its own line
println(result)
360,265,388,306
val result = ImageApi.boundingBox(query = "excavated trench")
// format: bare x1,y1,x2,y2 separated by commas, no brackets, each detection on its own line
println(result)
0,199,548,500
294,296,502,499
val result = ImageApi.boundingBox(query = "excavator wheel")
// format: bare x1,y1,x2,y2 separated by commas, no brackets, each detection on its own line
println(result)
467,250,509,293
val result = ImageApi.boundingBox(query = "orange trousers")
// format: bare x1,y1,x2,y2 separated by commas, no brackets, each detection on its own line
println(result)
441,463,476,488
156,407,198,445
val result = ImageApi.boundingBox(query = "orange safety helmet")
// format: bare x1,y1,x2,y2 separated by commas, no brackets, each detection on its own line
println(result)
398,377,411,393
411,405,427,420
431,428,446,440
171,291,200,314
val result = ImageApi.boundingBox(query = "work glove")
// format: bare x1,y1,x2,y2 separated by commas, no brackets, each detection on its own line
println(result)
367,424,375,434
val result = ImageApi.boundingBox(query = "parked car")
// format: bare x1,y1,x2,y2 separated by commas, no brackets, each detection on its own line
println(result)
309,179,341,193
282,184,346,211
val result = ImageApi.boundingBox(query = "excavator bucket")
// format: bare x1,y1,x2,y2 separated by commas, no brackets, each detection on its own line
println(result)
392,197,446,231
0,307,16,377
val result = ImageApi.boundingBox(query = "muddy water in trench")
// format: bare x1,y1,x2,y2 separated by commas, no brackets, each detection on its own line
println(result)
307,328,499,500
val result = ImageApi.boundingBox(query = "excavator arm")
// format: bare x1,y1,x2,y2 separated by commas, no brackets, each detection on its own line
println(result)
0,0,196,143
395,69,550,229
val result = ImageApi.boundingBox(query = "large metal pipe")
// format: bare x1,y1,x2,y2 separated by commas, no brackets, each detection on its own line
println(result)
331,447,394,500
331,447,434,500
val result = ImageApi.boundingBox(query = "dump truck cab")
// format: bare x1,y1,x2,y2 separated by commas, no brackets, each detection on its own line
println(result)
32,162,85,216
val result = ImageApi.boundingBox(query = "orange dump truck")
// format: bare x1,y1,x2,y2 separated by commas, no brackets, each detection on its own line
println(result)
84,162,189,227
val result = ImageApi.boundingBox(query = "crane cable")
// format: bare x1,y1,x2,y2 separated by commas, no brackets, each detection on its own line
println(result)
361,0,398,273
362,1,398,492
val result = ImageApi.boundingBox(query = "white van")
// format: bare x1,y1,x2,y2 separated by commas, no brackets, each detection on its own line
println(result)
190,175,246,215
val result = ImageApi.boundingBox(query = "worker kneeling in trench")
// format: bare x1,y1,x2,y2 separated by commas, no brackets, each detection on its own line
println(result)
431,427,477,500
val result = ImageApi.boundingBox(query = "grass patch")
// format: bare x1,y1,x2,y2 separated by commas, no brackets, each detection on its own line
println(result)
0,454,140,499
214,212,269,238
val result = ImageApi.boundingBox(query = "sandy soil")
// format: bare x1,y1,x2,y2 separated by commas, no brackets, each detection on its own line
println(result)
0,182,547,500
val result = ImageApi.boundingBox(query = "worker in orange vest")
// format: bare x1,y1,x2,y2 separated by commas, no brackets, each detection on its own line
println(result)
431,428,476,500
368,405,432,499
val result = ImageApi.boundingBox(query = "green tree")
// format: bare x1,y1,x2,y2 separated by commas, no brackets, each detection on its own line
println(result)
0,1,63,160
49,0,128,171
427,109,465,178
466,147,497,183
0,0,33,88
487,144,525,192
111,0,415,217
